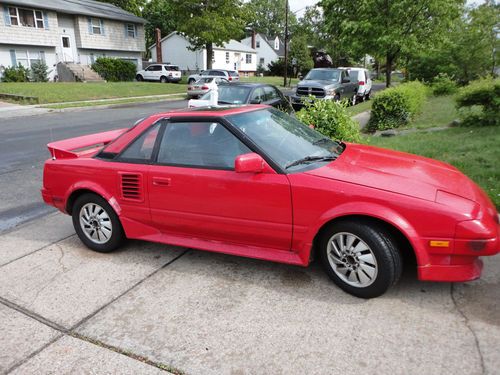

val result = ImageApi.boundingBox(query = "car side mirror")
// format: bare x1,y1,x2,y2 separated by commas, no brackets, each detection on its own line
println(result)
249,99,262,104
342,78,350,83
235,153,265,173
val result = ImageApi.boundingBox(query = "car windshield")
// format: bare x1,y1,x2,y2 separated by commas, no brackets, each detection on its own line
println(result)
228,108,344,171
304,69,341,81
196,77,214,84
200,85,251,104
228,71,239,77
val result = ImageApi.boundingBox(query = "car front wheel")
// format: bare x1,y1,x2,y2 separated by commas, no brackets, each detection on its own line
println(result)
72,193,124,253
319,220,402,298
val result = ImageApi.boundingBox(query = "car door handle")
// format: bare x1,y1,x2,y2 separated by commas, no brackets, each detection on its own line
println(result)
152,177,171,186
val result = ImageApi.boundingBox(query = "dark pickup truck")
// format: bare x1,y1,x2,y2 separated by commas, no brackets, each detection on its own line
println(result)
291,68,358,107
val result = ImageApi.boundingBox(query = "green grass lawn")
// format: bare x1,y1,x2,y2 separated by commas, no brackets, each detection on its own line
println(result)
408,95,458,130
347,99,372,116
364,126,500,208
0,82,187,104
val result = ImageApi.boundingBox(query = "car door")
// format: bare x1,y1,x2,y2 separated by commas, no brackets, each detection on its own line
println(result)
143,65,155,80
148,119,293,251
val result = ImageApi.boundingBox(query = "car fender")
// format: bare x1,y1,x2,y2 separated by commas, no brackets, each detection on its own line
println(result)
64,180,122,216
305,201,428,265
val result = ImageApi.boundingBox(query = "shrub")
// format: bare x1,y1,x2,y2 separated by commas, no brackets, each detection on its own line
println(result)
367,81,428,132
1,64,30,82
91,57,136,81
30,60,49,82
267,59,292,77
455,77,500,127
296,97,360,142
431,73,457,96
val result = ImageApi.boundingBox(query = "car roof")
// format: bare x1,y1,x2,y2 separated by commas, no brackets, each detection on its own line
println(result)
311,68,348,71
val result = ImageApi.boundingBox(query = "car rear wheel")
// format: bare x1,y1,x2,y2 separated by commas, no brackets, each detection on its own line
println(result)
72,193,124,253
365,90,371,101
136,74,143,82
319,220,402,298
160,76,168,83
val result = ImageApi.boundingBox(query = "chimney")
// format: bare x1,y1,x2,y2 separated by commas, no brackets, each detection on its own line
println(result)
155,28,162,63
251,30,256,49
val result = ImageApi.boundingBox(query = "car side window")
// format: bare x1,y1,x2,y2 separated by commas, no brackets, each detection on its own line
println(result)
156,122,251,170
146,65,155,71
250,88,266,103
119,122,162,162
263,86,279,101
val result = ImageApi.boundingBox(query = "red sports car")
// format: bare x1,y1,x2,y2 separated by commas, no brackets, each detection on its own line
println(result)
41,105,499,298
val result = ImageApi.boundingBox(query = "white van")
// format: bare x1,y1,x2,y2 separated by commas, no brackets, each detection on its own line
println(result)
342,67,373,101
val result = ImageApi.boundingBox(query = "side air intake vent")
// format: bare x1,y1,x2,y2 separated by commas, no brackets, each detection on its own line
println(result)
120,173,143,202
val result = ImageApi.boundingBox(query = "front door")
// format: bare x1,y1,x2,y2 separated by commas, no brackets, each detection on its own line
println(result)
148,120,293,251
61,36,73,62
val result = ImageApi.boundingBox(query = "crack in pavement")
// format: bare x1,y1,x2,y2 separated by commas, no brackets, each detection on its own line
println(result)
0,249,189,374
450,283,485,375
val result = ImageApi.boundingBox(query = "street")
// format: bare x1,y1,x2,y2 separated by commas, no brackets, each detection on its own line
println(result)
0,99,188,233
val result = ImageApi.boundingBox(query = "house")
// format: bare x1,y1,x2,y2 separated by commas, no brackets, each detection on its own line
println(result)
0,0,145,81
240,32,285,70
149,32,257,76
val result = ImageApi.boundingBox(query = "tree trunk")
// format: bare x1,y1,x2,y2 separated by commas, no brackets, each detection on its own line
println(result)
206,42,213,70
386,53,393,88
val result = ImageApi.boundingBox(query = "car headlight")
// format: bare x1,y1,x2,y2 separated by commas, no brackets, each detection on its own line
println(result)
325,88,336,96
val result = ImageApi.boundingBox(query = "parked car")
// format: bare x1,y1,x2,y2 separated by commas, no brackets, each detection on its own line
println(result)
136,64,182,83
41,106,499,298
292,68,358,107
187,77,229,98
342,67,373,101
187,69,240,84
189,83,293,113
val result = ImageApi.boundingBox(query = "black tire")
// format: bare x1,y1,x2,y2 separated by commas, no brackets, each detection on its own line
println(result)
160,76,168,83
136,74,143,82
365,90,371,101
72,193,125,253
334,94,341,102
319,220,402,298
188,78,196,84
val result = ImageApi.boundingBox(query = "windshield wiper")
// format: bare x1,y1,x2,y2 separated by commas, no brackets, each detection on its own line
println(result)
285,155,337,169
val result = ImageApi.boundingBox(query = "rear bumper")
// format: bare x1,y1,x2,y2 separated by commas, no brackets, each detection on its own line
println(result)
41,188,66,212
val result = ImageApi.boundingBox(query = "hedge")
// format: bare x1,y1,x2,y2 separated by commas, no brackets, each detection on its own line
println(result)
367,81,428,132
455,77,500,127
91,57,137,82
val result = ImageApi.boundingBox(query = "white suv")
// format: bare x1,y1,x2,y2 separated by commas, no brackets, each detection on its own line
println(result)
343,67,372,101
136,64,182,83
187,69,239,84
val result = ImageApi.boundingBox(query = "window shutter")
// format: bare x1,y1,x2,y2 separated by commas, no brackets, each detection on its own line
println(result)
3,5,11,26
124,24,128,38
43,12,49,29
87,17,92,34
100,19,105,36
10,50,16,66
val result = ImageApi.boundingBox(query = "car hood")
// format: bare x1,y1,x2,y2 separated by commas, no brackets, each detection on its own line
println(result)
305,144,480,202
297,80,339,89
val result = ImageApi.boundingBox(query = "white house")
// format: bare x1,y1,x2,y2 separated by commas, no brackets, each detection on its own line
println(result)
0,0,146,80
149,32,257,75
240,32,285,70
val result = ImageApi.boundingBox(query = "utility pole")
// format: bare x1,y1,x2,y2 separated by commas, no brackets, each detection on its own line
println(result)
283,0,289,87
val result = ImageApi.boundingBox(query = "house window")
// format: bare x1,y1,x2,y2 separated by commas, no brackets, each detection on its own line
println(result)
15,50,43,68
259,58,264,65
8,7,44,28
91,18,102,34
225,52,230,64
126,23,136,38
256,41,260,48
245,54,252,64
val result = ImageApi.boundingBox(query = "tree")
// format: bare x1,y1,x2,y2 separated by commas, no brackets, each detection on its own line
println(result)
321,0,464,87
246,0,297,39
97,0,143,16
171,0,249,69
289,33,313,75
142,0,178,50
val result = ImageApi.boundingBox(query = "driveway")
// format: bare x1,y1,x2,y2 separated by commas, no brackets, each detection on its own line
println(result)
1,212,499,374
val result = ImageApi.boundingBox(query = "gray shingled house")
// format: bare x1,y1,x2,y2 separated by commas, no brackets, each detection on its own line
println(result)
0,0,145,81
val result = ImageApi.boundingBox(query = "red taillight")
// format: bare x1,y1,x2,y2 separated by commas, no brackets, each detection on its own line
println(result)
358,81,365,85
201,85,209,90
228,76,232,81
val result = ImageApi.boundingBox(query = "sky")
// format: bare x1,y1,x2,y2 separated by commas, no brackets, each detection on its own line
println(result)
290,0,487,17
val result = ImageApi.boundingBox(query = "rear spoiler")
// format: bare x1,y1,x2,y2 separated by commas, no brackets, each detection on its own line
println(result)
47,128,128,159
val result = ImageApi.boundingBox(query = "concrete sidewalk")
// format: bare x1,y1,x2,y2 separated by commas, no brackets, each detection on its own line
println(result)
1,212,499,374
